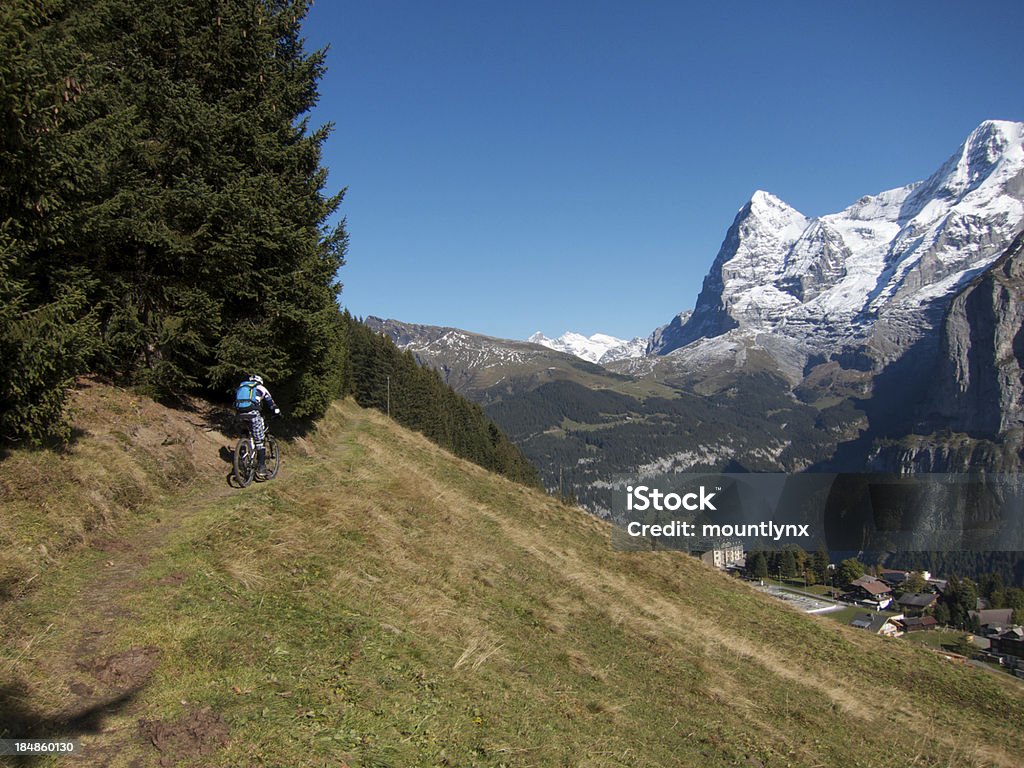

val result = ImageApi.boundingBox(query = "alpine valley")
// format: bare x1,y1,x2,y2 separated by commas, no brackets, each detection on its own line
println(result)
369,121,1024,556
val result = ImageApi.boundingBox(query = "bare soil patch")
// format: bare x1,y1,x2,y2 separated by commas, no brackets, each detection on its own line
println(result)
138,707,229,767
79,646,162,690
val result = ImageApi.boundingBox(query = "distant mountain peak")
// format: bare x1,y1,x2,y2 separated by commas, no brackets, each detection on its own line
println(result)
968,118,1022,151
749,189,791,208
528,331,646,364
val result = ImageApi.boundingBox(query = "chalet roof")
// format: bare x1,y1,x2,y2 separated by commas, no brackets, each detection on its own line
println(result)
850,614,875,629
970,609,1014,627
900,616,939,630
879,570,909,585
851,612,899,633
854,580,892,596
995,626,1024,640
897,592,937,608
867,614,896,634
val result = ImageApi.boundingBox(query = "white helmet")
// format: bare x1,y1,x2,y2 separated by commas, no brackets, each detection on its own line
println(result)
249,374,264,386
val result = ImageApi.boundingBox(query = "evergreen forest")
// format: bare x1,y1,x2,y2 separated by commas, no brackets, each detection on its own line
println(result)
0,0,536,485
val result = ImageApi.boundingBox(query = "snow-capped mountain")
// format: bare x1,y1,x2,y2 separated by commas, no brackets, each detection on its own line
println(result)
651,120,1024,370
527,331,647,364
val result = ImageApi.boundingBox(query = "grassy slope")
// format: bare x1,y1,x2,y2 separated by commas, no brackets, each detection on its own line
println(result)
2,383,1023,768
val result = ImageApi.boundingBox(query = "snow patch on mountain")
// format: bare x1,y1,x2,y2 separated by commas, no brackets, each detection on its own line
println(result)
528,331,647,364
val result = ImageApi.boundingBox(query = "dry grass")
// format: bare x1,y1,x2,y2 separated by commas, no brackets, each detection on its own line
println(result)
222,550,269,591
452,633,505,673
2,388,1023,767
0,379,234,603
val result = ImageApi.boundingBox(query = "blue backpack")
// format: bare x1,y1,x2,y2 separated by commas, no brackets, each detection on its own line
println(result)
234,382,259,412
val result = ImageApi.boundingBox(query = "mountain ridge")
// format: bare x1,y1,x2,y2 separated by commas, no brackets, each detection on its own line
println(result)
363,315,676,403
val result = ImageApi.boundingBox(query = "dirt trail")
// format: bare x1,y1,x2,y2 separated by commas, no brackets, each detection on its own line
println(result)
87,529,218,761
1,382,244,766
64,494,232,765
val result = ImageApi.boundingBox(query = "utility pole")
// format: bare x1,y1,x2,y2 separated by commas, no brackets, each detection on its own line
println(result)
386,375,391,418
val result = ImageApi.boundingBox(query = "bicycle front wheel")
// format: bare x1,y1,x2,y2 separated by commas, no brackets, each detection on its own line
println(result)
234,437,256,487
264,435,281,480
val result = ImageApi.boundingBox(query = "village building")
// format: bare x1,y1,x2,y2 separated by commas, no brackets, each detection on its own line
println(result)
989,626,1024,663
849,613,903,637
970,608,1014,629
846,575,893,610
898,616,939,633
694,540,745,570
896,592,937,616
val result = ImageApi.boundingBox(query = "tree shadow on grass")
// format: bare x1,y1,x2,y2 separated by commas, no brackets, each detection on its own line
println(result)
0,427,90,463
0,679,147,766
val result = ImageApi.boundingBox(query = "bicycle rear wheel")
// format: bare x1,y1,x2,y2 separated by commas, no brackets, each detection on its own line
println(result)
234,437,256,487
264,436,281,480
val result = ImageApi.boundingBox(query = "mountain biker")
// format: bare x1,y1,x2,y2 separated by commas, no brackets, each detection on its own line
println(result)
234,374,281,479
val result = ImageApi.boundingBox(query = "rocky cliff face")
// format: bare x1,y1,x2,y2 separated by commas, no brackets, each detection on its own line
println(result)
869,232,1024,472
867,436,1019,473
930,231,1024,436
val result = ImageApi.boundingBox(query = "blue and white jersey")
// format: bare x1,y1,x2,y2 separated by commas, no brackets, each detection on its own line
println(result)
250,384,276,411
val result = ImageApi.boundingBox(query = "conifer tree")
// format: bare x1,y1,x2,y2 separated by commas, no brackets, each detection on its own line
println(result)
812,547,830,585
749,552,768,579
780,549,797,579
1,0,348,438
0,2,99,441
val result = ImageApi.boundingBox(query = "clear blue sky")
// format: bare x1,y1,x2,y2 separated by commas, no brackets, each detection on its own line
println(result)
301,0,1024,341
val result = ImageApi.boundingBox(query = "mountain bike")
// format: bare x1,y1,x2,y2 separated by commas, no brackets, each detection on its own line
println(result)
233,420,280,487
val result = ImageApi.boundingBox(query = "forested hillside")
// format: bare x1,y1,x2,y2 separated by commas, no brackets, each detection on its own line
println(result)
486,375,847,508
343,314,540,486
